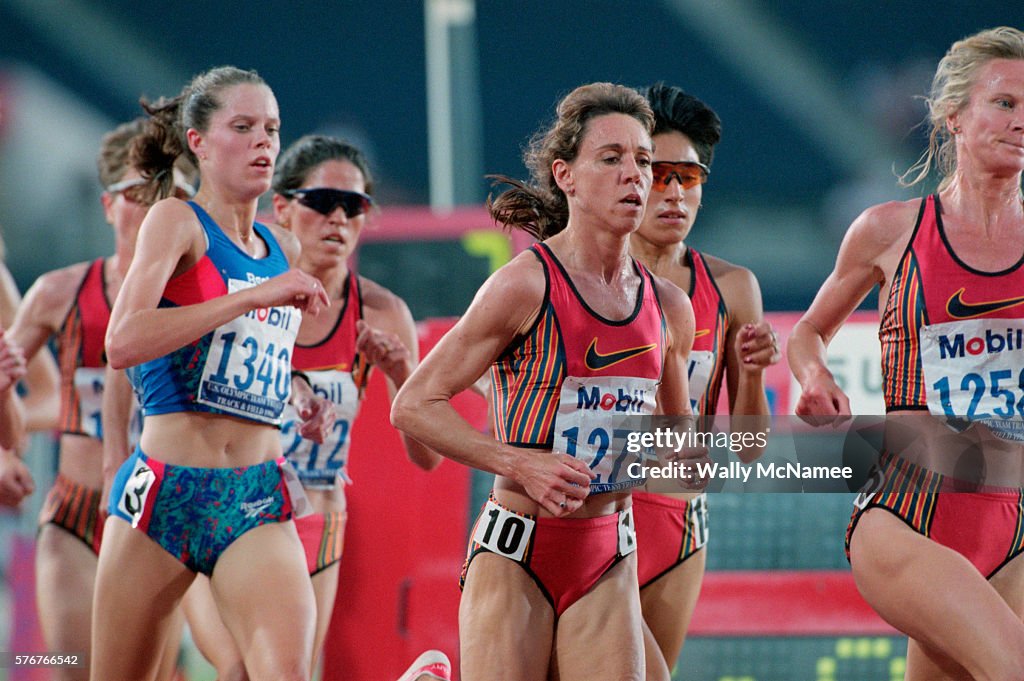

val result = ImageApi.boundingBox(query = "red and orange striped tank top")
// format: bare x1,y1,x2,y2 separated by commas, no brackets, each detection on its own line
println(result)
57,258,110,437
686,248,729,416
881,194,1024,421
490,243,666,449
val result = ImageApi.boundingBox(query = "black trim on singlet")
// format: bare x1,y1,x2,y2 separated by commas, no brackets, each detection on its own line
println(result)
682,247,698,298
354,273,365,322
884,404,930,413
59,259,104,332
294,271,354,350
535,242,646,327
879,196,931,338
934,193,1024,276
97,258,114,311
685,248,730,319
495,247,552,363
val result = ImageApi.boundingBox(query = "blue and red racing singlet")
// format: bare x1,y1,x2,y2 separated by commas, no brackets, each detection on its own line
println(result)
490,243,666,493
128,202,300,426
280,271,370,488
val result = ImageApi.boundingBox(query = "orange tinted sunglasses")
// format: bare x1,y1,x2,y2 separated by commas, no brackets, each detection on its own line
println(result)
651,161,709,191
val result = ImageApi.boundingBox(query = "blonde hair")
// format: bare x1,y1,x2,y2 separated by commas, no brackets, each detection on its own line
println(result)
900,26,1024,189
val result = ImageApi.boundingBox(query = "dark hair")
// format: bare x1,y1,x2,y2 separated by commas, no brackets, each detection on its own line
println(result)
489,82,654,240
644,83,722,167
272,134,374,196
130,65,267,202
900,26,1024,189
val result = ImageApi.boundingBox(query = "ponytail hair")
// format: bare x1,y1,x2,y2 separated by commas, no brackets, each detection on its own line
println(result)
130,65,267,203
899,26,1024,189
489,82,653,240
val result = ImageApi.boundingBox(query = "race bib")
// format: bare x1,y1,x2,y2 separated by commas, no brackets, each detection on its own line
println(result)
279,459,313,519
198,278,301,424
687,350,715,415
552,375,658,493
117,460,156,527
473,499,535,562
73,367,106,438
280,369,359,488
617,506,637,556
73,368,144,443
920,318,1024,441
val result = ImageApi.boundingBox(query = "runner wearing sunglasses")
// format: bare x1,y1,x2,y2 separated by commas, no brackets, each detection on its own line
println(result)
392,82,701,680
789,27,1024,680
92,66,333,681
2,118,194,681
179,133,449,681
627,83,777,679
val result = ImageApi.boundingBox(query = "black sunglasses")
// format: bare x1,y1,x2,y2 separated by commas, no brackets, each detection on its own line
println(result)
283,187,373,218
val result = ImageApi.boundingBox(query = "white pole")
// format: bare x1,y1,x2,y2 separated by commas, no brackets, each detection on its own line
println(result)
424,0,476,212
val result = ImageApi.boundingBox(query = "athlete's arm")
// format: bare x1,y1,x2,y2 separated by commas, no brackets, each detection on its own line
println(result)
391,252,594,516
0,263,60,431
0,446,33,507
5,265,84,435
359,279,442,471
714,260,774,462
100,365,134,506
652,276,711,489
789,200,915,419
0,328,25,449
289,372,333,444
653,275,696,418
105,199,328,369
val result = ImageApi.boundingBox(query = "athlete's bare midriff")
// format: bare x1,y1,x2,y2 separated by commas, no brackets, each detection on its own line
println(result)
883,408,1024,489
138,411,283,468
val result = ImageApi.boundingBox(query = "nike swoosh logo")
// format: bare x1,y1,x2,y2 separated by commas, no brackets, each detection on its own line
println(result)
946,288,1024,319
584,338,658,371
694,329,711,339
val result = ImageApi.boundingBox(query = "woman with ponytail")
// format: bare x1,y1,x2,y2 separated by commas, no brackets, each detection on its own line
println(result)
392,82,701,680
93,66,331,681
3,117,191,681
790,27,1024,680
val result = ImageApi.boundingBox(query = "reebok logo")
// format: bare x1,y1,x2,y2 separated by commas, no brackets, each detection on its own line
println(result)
240,496,275,519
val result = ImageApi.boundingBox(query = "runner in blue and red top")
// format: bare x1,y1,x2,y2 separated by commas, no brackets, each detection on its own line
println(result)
6,118,193,681
789,27,1024,680
629,83,778,679
91,67,333,681
393,83,702,680
178,134,447,679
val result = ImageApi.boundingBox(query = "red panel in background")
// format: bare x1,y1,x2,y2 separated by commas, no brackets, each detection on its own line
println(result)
690,570,896,637
8,536,48,681
321,319,485,681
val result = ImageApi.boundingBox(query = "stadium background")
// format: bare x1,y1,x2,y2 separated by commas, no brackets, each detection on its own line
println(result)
0,1,1018,679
